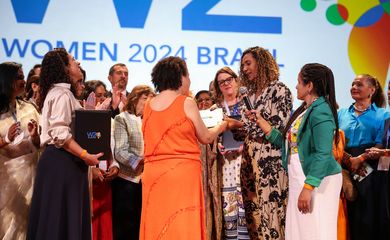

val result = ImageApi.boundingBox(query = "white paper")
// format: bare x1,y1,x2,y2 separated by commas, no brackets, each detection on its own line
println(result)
199,108,223,128
352,163,374,182
378,156,390,171
98,160,108,171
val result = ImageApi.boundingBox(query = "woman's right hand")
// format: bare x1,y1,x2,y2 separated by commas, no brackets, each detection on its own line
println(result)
82,152,102,166
6,122,20,142
92,167,105,182
84,92,96,110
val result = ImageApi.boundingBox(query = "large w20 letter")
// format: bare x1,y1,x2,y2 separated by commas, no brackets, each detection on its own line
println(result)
182,0,282,34
113,0,153,28
11,0,50,23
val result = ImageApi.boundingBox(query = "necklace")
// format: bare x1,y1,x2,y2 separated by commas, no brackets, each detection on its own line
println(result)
353,104,369,112
305,97,318,109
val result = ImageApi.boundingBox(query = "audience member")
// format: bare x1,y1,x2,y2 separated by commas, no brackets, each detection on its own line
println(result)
195,90,214,110
195,89,222,240
24,74,40,109
112,85,155,240
0,62,40,240
338,74,390,240
107,63,128,117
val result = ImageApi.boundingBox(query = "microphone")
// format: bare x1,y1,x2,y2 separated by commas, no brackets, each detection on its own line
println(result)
239,86,253,110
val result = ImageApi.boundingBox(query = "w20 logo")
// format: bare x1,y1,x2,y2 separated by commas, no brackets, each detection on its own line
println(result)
10,0,282,34
87,131,101,139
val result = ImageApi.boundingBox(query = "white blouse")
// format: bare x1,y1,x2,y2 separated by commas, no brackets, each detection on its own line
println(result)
40,83,82,147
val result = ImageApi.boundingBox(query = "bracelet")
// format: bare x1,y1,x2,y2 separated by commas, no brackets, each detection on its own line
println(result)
80,149,87,158
303,183,314,191
383,150,390,157
4,135,11,144
357,155,365,162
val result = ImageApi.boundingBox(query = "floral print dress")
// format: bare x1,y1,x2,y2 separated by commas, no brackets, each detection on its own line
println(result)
234,80,292,240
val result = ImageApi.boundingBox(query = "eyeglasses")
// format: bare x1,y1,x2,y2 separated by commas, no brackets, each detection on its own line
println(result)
197,98,212,103
217,76,234,87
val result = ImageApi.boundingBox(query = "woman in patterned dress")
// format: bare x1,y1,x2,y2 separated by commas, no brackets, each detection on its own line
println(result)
232,47,293,239
213,66,249,239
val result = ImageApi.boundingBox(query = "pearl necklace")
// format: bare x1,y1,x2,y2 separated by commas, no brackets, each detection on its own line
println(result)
353,104,369,112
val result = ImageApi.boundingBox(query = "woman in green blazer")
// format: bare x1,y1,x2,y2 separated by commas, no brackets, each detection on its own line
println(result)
248,63,342,240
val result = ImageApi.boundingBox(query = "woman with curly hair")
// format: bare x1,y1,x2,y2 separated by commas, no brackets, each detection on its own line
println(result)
231,46,293,239
27,48,101,240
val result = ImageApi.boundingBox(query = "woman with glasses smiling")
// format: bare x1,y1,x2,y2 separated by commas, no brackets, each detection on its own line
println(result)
195,90,214,110
213,66,249,239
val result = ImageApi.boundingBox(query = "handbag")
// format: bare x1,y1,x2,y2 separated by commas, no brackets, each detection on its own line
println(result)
341,169,357,201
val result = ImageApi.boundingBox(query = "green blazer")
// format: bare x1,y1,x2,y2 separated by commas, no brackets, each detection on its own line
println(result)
266,97,341,187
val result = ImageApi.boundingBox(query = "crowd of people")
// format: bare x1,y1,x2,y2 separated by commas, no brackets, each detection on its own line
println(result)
0,46,389,240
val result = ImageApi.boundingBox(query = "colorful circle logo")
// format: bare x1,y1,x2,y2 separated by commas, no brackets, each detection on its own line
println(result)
300,0,390,88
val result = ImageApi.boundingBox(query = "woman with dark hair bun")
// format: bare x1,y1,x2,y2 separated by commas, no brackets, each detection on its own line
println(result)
338,74,390,240
27,48,101,240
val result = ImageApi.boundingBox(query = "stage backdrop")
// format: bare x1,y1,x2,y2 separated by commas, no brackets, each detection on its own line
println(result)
1,0,389,108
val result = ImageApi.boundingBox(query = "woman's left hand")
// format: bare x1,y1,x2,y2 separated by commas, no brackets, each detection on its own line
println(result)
104,166,119,181
224,117,243,130
298,188,312,214
27,119,39,137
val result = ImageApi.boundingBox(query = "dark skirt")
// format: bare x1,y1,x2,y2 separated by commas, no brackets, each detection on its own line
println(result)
346,146,390,240
27,145,91,240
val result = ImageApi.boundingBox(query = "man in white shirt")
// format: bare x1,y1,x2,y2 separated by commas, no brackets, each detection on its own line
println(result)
107,63,129,118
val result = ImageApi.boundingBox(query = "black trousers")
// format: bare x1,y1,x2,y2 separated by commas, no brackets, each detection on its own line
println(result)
111,177,142,240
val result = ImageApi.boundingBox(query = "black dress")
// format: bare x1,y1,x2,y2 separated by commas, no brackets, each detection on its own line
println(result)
27,145,91,240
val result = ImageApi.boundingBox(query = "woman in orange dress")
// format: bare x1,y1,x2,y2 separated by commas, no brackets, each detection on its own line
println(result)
140,56,230,239
333,130,349,240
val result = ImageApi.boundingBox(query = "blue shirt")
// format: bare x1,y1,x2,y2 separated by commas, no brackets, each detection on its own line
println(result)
338,103,390,148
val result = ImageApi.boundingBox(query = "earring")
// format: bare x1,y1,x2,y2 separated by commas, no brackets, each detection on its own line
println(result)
368,93,371,98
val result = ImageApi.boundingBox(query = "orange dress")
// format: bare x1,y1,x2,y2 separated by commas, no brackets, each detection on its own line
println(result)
140,95,206,240
333,130,349,240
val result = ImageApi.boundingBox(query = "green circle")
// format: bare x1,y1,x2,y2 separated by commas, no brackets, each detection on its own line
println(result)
300,0,317,12
381,2,390,15
326,4,346,25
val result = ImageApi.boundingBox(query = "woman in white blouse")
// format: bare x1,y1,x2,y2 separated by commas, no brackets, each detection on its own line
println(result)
27,48,100,240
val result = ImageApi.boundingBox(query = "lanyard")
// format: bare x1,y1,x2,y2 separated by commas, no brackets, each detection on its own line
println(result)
223,100,239,116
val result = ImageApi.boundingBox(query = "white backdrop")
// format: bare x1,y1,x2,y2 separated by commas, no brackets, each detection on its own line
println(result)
1,0,388,108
